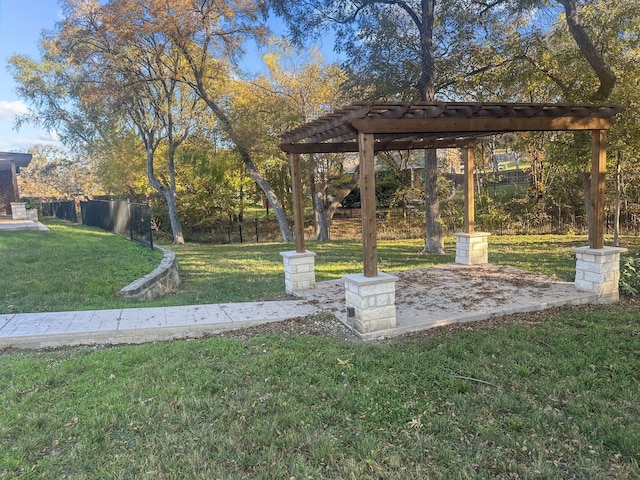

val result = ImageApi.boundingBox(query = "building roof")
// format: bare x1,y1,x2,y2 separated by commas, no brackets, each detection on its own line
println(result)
0,152,33,171
280,102,624,154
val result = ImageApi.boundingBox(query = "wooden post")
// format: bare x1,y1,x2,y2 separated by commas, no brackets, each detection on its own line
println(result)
590,130,606,249
359,131,378,277
289,153,306,253
463,147,475,234
10,161,19,202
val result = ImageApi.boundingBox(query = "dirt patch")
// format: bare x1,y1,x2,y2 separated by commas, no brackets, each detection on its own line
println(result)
217,312,361,343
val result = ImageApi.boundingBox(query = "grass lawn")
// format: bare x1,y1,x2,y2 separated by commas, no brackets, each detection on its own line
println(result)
1,220,639,478
0,219,163,314
1,305,639,478
2,219,639,313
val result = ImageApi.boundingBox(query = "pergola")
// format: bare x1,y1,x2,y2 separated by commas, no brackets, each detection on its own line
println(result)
279,102,625,335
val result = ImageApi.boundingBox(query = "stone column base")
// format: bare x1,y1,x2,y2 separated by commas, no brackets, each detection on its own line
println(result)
280,250,316,295
10,202,28,220
572,246,627,303
454,232,491,265
344,272,399,334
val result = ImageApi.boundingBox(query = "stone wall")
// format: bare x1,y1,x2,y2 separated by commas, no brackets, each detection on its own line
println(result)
118,246,180,301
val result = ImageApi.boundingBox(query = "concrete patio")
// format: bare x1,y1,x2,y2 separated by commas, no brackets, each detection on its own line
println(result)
0,216,49,231
296,264,599,341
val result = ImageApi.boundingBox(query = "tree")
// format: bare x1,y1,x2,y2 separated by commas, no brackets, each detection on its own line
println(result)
243,45,355,240
18,145,101,199
268,0,514,253
54,0,218,244
11,0,200,244
154,0,295,242
177,143,250,228
93,131,149,199
483,0,640,238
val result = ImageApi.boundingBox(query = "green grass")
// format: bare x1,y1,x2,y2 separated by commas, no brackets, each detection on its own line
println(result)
1,305,639,478
0,219,163,313
486,182,530,200
2,219,640,478
497,160,531,171
3,219,639,313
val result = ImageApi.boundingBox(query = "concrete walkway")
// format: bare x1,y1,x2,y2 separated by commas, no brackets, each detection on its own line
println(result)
0,301,324,349
0,264,601,349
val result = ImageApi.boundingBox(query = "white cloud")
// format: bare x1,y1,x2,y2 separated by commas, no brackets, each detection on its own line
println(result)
0,131,63,152
0,100,29,122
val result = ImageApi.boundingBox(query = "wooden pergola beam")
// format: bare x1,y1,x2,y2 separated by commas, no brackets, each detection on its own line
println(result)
463,147,475,234
359,132,378,277
280,137,476,154
590,130,607,249
289,153,306,253
351,117,617,135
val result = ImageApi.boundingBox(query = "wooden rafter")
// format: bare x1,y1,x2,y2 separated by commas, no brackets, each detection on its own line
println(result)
280,102,624,153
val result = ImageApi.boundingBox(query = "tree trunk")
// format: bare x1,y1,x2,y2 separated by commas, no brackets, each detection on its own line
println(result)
614,153,621,246
241,149,293,242
166,143,185,245
318,165,360,242
314,190,330,241
163,187,184,245
309,154,330,241
418,0,443,253
422,148,445,254
143,131,184,245
198,93,293,242
558,0,616,101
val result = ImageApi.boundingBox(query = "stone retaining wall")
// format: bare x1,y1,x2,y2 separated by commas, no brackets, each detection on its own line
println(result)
119,246,180,301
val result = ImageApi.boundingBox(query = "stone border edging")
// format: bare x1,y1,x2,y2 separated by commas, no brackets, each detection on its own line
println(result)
118,246,180,301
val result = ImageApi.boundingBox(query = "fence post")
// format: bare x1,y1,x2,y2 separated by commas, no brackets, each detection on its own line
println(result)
128,200,133,242
146,203,153,249
239,224,243,243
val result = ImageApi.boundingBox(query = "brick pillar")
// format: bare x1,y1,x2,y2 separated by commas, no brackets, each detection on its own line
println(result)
572,246,627,303
280,250,316,295
344,272,398,335
454,232,490,265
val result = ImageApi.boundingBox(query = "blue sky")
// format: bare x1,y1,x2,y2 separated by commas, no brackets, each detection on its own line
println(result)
0,0,62,151
0,1,339,153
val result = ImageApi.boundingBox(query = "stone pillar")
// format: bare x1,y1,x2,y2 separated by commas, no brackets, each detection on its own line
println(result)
572,246,627,303
26,208,38,221
10,202,28,220
280,250,316,295
344,272,399,335
454,232,490,265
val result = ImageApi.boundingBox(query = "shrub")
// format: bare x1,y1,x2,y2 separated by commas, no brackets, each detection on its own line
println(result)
619,255,640,296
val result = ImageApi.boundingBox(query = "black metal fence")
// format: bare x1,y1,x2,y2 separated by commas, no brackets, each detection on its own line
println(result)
80,199,153,248
41,201,78,223
183,217,279,244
